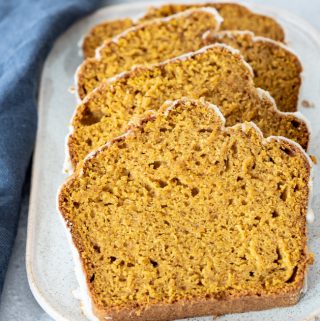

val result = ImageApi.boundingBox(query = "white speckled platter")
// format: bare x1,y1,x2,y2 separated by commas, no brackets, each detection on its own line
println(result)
26,1,320,321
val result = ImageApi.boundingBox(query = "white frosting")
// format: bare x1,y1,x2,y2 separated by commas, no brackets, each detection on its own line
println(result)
307,208,315,224
204,102,226,124
105,70,130,85
77,35,85,58
238,119,264,139
81,142,113,170
193,7,223,26
94,41,105,61
205,29,255,40
301,273,308,296
74,63,84,104
306,158,315,224
62,132,73,174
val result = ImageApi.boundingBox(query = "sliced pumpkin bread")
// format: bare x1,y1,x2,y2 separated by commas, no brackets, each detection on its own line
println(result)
141,3,285,41
204,30,302,112
59,98,312,321
77,8,222,99
82,18,134,58
82,2,285,58
68,45,309,168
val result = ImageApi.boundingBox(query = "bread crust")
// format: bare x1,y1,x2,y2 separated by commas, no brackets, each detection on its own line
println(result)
59,99,312,321
59,205,307,321
81,2,285,60
82,18,134,58
60,173,309,321
77,8,222,100
68,45,310,169
141,2,285,42
203,30,302,112
93,286,303,321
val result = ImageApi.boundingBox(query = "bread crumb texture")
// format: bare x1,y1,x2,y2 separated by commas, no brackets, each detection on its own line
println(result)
69,45,309,167
59,99,311,318
82,2,285,58
77,8,221,99
204,31,302,112
141,3,285,41
82,18,133,58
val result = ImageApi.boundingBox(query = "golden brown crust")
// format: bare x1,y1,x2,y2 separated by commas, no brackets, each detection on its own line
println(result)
93,287,302,321
81,2,285,59
141,3,285,42
203,31,302,112
59,99,312,321
60,162,309,321
77,8,221,99
58,187,309,321
69,45,309,168
82,18,134,58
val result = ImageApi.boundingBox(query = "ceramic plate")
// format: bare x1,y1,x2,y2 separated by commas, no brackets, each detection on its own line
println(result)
26,1,320,320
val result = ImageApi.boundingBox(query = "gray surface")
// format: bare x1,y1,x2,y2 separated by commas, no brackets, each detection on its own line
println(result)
0,0,319,320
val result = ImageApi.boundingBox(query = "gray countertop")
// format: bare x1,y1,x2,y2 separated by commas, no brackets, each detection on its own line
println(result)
0,0,319,320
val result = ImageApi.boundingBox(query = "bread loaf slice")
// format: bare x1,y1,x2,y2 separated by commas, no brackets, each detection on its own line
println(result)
77,8,222,99
141,3,285,41
82,2,285,58
82,18,134,59
59,98,312,321
68,45,309,168
203,30,302,112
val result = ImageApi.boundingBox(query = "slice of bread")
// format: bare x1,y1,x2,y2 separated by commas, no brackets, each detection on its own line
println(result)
82,18,134,58
59,98,312,321
77,8,222,100
68,45,309,168
81,3,285,58
141,3,285,42
204,30,302,112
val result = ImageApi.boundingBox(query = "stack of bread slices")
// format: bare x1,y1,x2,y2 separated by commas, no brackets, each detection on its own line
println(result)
58,3,314,321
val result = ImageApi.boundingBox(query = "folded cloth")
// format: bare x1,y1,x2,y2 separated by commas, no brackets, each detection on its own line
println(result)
0,0,102,296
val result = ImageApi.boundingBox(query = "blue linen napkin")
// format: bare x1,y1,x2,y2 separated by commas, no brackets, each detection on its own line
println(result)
0,0,102,295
